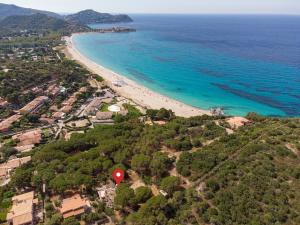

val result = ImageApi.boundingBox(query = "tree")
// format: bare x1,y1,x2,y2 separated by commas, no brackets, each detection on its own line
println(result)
134,186,153,204
127,195,169,225
150,152,172,179
160,176,180,195
45,213,62,225
114,183,135,209
131,154,151,175
61,217,80,225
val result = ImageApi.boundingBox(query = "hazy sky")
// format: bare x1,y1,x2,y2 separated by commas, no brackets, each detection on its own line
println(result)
1,0,300,14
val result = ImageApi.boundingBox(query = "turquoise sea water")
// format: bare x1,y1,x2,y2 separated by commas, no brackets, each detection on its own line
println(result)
73,15,300,116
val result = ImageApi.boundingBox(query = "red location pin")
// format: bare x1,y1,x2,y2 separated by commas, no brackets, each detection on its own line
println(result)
112,168,125,186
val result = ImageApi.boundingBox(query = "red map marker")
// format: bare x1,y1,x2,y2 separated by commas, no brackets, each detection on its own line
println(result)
112,168,125,186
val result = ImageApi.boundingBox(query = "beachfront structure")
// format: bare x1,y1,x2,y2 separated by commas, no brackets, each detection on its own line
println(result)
59,194,90,219
0,114,22,132
108,105,121,112
7,191,38,225
19,96,49,114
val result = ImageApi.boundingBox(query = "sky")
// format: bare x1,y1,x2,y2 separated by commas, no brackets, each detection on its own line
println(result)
1,0,300,14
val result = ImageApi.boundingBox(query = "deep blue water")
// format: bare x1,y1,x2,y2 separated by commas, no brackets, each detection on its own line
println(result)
73,15,300,116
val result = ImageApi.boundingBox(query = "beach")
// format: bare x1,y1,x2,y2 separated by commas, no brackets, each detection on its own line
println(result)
64,34,210,117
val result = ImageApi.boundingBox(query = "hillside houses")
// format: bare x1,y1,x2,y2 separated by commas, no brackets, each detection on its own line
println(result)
7,191,40,225
19,96,49,114
0,114,22,132
0,156,31,186
59,194,91,219
12,129,42,152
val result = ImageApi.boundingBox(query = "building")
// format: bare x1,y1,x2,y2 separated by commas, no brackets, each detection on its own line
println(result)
59,194,90,219
52,111,65,120
12,129,42,147
0,156,32,184
46,84,60,96
83,98,103,116
0,114,22,132
15,145,35,153
0,97,8,107
62,96,76,107
0,167,8,184
19,96,49,114
96,111,113,120
7,191,38,225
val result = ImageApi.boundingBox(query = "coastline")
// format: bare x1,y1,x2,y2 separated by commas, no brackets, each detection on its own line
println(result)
64,34,210,117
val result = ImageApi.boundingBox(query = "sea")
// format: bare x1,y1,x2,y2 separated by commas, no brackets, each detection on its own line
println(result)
73,14,300,116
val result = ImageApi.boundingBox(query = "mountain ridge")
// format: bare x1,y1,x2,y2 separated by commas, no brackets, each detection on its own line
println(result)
0,13,90,36
65,9,133,24
0,3,62,20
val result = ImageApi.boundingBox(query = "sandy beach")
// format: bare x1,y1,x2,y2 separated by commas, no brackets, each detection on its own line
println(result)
64,34,210,117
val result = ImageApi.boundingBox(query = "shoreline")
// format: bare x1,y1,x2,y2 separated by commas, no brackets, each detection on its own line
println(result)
64,34,210,118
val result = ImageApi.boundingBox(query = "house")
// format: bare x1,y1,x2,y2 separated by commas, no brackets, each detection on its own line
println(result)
79,87,87,93
52,111,65,120
0,114,22,132
62,96,76,107
96,111,113,120
0,156,32,183
46,84,60,96
83,98,102,116
12,129,42,147
0,167,8,184
60,105,73,114
0,97,8,107
19,96,49,114
15,145,35,153
7,191,38,225
59,194,90,219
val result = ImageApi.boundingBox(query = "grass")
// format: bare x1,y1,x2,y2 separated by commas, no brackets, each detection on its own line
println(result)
100,103,109,112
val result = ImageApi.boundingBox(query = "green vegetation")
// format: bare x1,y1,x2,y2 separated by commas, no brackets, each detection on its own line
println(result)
0,14,89,37
0,111,298,224
65,9,133,25
0,3,62,21
0,9,299,224
0,43,89,113
177,116,300,224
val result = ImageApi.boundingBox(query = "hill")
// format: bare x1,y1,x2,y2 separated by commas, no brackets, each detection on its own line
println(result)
0,13,90,36
0,3,62,21
65,9,133,24
1,111,299,224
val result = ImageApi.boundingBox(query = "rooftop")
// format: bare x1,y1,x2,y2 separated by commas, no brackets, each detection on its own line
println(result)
7,191,36,225
0,114,22,132
12,129,42,146
59,194,90,218
19,96,49,114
